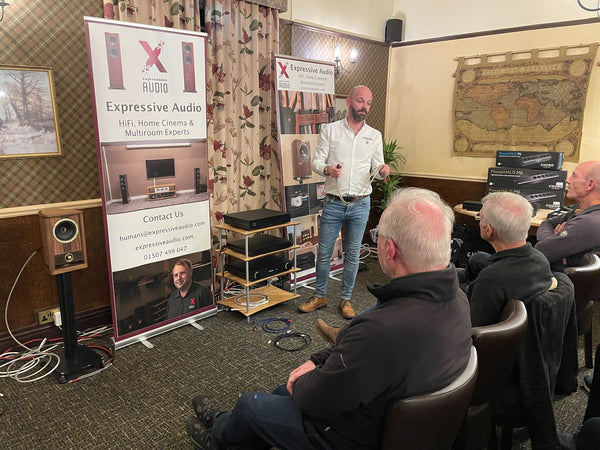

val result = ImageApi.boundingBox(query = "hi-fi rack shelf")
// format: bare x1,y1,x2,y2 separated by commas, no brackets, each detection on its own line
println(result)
215,221,300,319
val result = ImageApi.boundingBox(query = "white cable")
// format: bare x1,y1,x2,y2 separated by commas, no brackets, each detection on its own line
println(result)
4,250,41,352
334,165,383,206
232,292,269,309
1,250,113,383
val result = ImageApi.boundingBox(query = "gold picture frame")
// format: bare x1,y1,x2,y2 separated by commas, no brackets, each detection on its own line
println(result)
0,65,62,158
335,94,348,121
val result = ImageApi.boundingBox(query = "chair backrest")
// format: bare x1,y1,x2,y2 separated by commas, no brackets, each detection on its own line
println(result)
564,253,600,336
381,346,478,450
470,299,528,406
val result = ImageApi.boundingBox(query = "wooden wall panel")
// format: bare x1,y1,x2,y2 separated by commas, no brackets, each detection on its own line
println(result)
0,207,110,334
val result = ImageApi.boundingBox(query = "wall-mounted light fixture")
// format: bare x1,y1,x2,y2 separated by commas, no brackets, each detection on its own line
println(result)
334,45,358,77
0,2,9,22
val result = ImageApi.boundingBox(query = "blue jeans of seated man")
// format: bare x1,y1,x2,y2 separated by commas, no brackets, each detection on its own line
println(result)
212,385,332,450
315,195,370,300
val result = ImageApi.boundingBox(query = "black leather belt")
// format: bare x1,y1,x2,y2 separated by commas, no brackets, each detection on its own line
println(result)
326,193,368,203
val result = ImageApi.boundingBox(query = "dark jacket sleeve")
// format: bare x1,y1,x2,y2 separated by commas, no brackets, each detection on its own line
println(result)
293,323,394,419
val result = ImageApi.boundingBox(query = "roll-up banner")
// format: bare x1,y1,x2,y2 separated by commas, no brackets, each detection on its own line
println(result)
274,56,341,286
84,17,215,348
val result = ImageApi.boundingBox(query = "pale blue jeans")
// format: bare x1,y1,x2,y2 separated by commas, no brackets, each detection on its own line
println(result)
315,195,370,300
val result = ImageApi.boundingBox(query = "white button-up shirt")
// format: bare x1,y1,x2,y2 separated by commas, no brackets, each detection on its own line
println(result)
312,118,384,197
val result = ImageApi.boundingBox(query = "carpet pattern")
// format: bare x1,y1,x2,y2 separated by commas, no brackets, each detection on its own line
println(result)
0,257,594,449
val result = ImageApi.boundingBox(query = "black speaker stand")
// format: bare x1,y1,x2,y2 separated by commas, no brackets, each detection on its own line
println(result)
55,272,104,384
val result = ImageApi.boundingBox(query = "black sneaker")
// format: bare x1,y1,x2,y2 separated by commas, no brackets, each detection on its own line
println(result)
584,375,593,393
192,395,226,428
186,416,215,450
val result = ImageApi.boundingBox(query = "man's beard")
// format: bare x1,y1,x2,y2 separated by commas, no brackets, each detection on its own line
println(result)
350,105,368,122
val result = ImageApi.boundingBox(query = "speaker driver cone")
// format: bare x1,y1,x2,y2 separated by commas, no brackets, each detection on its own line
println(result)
53,219,79,243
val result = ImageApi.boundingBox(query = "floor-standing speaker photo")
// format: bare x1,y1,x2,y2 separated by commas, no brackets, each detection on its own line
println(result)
194,168,207,194
105,32,124,89
39,209,88,276
182,42,196,93
292,139,312,183
119,174,129,204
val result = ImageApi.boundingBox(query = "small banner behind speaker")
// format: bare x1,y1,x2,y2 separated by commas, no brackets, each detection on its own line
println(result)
274,55,343,287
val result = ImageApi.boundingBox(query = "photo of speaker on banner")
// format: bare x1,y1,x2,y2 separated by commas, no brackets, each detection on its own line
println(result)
99,140,209,214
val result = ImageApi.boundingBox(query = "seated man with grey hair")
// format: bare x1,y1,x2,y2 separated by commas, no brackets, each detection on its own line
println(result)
467,191,555,326
185,188,472,450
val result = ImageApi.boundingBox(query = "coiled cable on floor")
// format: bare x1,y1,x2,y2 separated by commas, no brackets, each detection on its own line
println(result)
272,332,311,352
254,317,292,333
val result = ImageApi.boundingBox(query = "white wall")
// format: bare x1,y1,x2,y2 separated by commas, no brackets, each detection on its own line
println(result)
395,0,597,42
386,22,600,181
280,0,396,41
282,0,598,42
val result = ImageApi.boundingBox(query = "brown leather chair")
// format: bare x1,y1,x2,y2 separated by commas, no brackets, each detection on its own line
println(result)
565,253,600,368
454,299,528,450
381,346,478,450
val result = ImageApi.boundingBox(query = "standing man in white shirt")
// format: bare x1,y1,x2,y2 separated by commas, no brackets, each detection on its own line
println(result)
297,85,390,319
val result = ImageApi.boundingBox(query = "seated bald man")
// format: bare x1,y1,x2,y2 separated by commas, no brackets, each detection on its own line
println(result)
535,160,600,271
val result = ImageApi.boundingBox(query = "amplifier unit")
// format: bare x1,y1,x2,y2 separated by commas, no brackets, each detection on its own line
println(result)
223,208,290,230
147,183,176,200
226,255,293,281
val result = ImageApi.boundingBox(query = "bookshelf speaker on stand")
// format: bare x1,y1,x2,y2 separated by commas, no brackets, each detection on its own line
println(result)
38,209,104,383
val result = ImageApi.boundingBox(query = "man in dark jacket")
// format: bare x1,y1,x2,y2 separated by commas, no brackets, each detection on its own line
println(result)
468,192,555,326
185,188,473,450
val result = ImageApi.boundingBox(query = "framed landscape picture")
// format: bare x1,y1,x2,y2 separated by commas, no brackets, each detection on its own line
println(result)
0,65,62,158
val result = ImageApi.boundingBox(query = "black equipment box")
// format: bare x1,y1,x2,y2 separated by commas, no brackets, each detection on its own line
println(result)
225,255,293,281
487,167,567,190
462,201,482,211
296,252,316,270
495,151,563,170
223,208,290,230
486,186,565,210
227,234,293,256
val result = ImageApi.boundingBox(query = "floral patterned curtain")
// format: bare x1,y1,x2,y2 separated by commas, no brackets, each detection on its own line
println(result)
103,0,201,30
205,0,281,225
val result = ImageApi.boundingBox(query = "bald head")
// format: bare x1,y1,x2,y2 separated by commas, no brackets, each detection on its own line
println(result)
566,160,600,209
346,85,373,124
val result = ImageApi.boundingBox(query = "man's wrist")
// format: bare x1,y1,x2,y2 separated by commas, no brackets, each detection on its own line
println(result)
324,165,329,176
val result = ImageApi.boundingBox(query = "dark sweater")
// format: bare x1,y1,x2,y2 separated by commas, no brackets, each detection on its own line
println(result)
468,243,553,326
292,266,473,450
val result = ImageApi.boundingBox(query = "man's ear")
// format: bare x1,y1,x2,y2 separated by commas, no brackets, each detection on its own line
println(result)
481,223,493,240
384,237,398,261
587,178,596,191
